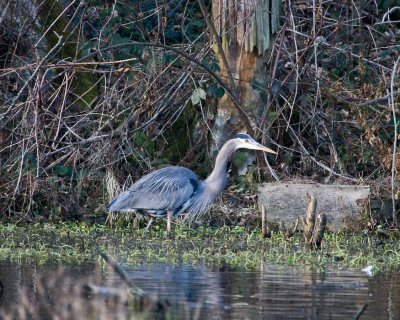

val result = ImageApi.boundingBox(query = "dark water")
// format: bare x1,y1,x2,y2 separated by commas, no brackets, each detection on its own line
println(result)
0,258,399,319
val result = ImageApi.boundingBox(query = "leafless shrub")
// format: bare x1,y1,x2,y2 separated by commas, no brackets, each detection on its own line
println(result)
1,0,399,223
0,1,212,220
266,1,400,202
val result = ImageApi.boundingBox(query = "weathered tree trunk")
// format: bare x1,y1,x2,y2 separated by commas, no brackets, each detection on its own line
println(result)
210,0,281,154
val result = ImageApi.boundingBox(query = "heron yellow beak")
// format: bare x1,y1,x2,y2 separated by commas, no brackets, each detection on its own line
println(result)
256,145,277,154
239,137,278,154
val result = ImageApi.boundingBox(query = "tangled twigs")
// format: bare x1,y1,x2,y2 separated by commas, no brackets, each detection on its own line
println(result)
9,33,63,109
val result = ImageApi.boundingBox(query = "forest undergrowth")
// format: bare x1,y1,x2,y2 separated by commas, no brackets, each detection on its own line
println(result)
0,0,399,229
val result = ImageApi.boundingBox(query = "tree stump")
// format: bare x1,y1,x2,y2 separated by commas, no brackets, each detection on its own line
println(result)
303,194,317,242
302,194,327,248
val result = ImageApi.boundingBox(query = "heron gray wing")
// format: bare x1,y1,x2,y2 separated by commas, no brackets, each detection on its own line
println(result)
131,166,197,192
107,166,200,215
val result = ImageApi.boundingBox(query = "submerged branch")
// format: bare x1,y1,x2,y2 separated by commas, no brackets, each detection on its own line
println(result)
98,250,144,296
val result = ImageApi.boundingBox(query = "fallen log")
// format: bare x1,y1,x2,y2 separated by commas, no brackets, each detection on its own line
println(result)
258,183,370,232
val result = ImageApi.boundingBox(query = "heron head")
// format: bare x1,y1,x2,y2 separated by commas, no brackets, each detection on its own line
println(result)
234,133,277,154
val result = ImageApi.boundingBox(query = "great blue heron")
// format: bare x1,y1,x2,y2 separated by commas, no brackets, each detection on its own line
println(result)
107,133,276,234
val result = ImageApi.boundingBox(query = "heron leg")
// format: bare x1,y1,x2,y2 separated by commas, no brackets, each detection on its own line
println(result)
144,216,155,234
166,210,173,237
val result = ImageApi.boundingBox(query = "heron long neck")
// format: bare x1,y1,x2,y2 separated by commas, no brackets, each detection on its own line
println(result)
205,140,236,194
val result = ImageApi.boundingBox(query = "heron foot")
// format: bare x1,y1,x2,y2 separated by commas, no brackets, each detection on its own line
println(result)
144,217,155,234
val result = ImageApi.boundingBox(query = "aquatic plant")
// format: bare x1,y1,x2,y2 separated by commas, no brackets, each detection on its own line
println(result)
0,223,400,273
